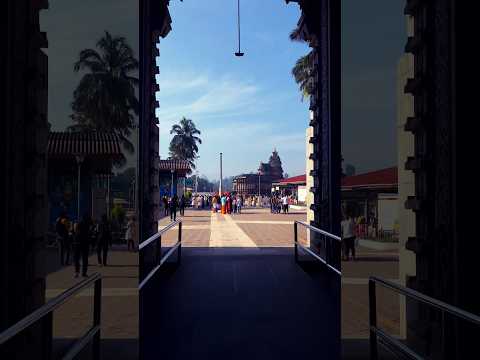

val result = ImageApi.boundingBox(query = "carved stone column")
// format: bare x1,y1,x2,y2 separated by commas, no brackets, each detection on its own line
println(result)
1,0,50,358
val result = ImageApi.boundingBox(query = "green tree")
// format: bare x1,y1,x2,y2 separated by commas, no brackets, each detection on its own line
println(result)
169,117,202,171
69,31,139,162
111,203,126,226
290,29,315,101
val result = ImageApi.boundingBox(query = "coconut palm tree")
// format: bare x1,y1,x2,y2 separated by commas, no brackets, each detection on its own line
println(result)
169,117,202,172
290,29,315,101
69,31,139,158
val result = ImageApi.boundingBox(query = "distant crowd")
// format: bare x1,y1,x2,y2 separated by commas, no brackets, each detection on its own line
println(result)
161,192,298,217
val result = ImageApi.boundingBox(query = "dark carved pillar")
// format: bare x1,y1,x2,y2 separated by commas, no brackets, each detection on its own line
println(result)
296,0,340,238
403,0,473,358
139,0,171,244
1,0,50,358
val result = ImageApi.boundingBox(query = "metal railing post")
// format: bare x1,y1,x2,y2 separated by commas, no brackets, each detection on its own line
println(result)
42,311,53,360
139,220,184,290
294,221,298,262
325,234,330,267
369,279,378,360
93,278,102,360
155,236,161,266
0,274,102,360
178,222,182,264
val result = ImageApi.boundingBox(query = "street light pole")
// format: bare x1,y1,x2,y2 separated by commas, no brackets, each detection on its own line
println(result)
170,170,175,197
219,152,223,195
75,155,85,222
258,172,261,197
195,171,199,193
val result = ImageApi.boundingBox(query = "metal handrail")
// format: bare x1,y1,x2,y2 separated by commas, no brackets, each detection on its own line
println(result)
296,221,342,242
139,220,182,290
0,273,102,360
294,221,342,275
369,276,480,359
139,220,181,250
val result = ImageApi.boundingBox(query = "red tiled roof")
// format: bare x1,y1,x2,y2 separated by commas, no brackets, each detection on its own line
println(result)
47,131,123,157
342,167,397,190
277,174,307,185
159,159,191,171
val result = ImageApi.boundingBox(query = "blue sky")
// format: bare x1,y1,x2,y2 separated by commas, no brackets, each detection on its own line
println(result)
41,0,404,179
155,0,310,181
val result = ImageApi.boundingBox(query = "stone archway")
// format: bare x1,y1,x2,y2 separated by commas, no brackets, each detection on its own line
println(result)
138,0,341,244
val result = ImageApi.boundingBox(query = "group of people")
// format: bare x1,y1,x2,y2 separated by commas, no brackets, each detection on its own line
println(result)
190,194,211,209
162,195,188,221
55,212,137,278
160,192,297,218
211,193,244,214
270,194,292,214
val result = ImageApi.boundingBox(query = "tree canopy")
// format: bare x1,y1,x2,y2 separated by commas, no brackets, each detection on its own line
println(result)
169,117,202,172
69,31,139,164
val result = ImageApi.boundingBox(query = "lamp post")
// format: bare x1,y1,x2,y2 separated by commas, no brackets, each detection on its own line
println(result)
219,152,223,195
195,171,199,193
75,155,85,222
170,169,175,197
258,172,261,197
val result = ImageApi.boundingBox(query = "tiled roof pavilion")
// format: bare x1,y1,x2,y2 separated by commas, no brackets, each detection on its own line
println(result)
158,159,191,176
341,167,397,191
48,131,123,158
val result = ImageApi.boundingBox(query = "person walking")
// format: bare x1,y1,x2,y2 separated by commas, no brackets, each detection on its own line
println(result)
212,195,218,213
232,196,237,214
170,194,179,221
74,213,93,278
56,212,70,266
341,213,356,261
97,214,112,266
228,194,233,214
221,194,227,214
162,196,169,216
281,194,288,214
277,196,282,214
179,195,186,216
125,216,135,251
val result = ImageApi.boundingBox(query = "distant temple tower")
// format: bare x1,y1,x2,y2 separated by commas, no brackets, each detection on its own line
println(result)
269,149,284,180
258,149,284,180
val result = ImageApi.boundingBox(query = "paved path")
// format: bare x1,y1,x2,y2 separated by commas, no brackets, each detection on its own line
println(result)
209,213,258,247
141,248,340,360
156,208,401,340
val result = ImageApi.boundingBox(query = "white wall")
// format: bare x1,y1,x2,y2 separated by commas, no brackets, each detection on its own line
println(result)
377,194,399,231
298,185,307,203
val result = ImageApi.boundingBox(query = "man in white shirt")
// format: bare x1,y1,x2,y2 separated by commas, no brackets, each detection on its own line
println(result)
281,195,288,214
341,213,356,261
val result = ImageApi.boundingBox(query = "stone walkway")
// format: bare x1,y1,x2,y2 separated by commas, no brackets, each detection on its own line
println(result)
209,213,258,247
156,208,402,340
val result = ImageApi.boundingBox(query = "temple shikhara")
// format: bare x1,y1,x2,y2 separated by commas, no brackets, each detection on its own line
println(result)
233,149,284,195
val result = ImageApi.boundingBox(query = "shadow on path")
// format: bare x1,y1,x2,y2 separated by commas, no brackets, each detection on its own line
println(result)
140,248,340,359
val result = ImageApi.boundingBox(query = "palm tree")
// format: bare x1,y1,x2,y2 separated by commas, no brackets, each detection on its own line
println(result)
169,118,202,172
69,31,139,158
290,29,315,101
